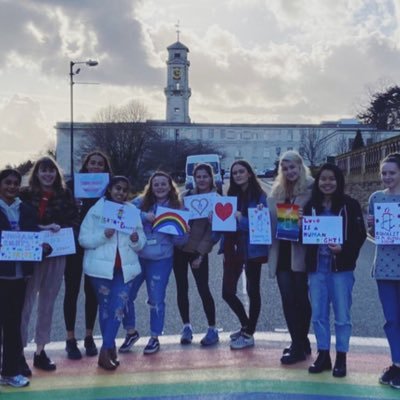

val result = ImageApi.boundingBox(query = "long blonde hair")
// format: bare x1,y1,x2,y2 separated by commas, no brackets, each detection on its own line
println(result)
271,150,312,200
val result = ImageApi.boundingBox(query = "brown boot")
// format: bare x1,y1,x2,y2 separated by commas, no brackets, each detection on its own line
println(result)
110,346,120,366
98,348,117,370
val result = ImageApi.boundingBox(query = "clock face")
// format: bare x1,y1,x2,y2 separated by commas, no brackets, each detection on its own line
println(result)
173,68,181,80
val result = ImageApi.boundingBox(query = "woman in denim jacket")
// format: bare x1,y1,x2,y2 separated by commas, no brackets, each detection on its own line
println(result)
119,171,188,355
220,160,268,350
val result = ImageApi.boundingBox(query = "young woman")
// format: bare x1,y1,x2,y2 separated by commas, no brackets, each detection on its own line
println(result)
20,156,80,374
368,153,400,389
79,176,145,370
304,163,366,377
119,171,187,355
268,150,314,364
220,160,268,350
0,169,40,388
174,163,219,346
64,150,112,360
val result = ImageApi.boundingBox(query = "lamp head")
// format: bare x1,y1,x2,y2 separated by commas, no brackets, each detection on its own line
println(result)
86,60,98,67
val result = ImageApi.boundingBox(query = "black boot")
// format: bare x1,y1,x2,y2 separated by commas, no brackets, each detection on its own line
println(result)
308,350,332,373
332,351,347,377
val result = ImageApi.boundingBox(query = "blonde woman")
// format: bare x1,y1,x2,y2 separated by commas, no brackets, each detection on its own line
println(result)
267,150,314,364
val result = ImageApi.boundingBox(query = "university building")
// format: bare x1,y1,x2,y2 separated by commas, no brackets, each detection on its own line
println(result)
56,39,398,177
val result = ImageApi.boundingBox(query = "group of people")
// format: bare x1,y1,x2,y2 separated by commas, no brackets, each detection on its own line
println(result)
0,149,399,391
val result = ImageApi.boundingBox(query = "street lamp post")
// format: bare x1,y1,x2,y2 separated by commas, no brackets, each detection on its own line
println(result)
70,59,98,178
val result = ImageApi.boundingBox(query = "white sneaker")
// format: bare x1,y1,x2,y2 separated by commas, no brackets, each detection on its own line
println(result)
0,374,30,388
230,333,255,350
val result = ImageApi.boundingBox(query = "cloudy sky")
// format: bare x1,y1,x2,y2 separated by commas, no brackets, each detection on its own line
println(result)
1,0,400,167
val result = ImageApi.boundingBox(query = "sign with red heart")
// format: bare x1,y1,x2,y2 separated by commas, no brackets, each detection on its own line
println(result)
212,196,237,231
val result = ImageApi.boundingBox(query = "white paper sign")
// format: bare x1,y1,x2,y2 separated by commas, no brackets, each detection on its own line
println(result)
40,228,76,257
249,208,272,244
74,173,109,198
211,196,237,232
0,231,42,261
101,201,140,234
302,216,343,244
153,207,190,236
374,202,400,245
184,193,216,220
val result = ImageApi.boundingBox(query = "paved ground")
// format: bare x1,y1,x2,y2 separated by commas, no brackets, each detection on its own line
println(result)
1,333,398,400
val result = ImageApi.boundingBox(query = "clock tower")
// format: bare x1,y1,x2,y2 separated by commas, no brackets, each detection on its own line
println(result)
164,34,191,123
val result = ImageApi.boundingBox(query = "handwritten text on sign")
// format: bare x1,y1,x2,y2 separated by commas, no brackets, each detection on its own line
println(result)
0,231,42,261
302,216,343,244
374,202,400,245
249,208,272,244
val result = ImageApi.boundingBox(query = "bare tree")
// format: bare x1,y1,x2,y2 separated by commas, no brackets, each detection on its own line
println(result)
300,128,327,167
87,100,160,191
335,134,350,155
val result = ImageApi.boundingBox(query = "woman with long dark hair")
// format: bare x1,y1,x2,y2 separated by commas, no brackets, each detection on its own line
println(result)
20,156,79,374
304,163,366,377
174,163,219,346
221,160,268,350
63,150,112,360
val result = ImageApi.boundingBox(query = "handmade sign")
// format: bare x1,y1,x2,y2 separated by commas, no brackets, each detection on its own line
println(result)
374,203,400,245
276,203,300,241
249,207,272,244
211,196,237,232
153,207,190,236
40,228,76,257
184,193,216,220
74,173,109,198
101,201,140,234
0,231,42,261
302,216,343,244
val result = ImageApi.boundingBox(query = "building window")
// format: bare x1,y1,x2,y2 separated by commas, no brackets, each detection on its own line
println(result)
174,53,180,58
174,107,180,113
263,149,270,158
208,129,214,139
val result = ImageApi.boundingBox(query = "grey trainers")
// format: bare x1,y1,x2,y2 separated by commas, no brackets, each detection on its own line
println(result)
230,333,255,350
200,328,219,346
0,374,30,388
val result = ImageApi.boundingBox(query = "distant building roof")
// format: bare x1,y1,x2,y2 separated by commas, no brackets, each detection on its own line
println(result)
167,41,189,52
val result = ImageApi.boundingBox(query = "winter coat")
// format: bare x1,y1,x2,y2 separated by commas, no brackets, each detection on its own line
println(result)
79,198,146,283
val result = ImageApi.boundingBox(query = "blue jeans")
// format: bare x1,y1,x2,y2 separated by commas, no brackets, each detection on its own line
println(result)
309,270,355,352
124,257,173,336
90,269,133,349
377,280,400,363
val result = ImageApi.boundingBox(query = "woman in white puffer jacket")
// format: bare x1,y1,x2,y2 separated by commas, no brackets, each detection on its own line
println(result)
79,176,146,370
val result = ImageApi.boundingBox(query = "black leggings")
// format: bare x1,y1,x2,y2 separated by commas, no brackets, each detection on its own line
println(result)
276,269,311,350
173,248,216,326
63,249,98,332
222,258,262,335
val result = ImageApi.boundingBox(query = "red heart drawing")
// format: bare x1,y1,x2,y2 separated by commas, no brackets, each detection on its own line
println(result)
215,202,233,221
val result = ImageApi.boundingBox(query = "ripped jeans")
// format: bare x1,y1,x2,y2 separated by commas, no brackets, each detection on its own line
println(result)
123,256,173,336
90,269,133,349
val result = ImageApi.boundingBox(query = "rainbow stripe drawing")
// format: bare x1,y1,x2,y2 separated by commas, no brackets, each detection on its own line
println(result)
152,207,190,236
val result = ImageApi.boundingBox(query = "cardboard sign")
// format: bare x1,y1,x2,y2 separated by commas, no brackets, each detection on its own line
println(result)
153,207,190,236
74,173,109,198
276,203,300,241
249,207,272,244
40,228,76,257
374,202,400,245
0,231,42,261
184,193,216,220
101,201,140,234
211,196,237,232
302,216,343,244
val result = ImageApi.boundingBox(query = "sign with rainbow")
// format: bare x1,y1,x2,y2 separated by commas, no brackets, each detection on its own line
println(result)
276,203,300,241
153,207,190,236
